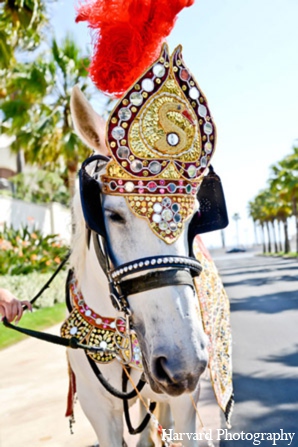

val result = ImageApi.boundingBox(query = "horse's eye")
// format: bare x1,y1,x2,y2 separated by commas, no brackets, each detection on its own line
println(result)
107,211,125,224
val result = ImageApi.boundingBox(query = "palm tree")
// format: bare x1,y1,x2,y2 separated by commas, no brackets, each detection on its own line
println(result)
1,35,95,198
275,204,292,253
262,190,281,253
249,190,280,254
253,191,272,253
248,198,265,253
249,146,297,255
270,147,298,253
0,0,50,69
0,0,55,171
248,200,260,246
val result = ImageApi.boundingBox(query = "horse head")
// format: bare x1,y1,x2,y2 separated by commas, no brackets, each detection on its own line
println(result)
70,84,209,397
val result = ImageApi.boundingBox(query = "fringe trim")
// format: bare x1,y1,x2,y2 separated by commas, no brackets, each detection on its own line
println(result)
65,354,77,433
224,393,235,429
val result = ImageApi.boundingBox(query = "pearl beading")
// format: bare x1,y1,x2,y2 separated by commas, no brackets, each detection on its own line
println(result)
110,255,202,282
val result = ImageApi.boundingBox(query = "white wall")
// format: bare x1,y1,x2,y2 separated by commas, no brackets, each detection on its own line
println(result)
0,197,71,242
0,144,17,173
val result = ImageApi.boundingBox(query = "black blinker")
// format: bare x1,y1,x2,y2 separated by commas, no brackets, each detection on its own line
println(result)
188,165,229,252
79,154,110,238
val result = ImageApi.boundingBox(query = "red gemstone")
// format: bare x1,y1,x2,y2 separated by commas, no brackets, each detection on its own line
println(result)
180,69,190,81
148,181,157,191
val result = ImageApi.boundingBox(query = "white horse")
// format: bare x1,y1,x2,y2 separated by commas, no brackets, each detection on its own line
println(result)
66,86,209,447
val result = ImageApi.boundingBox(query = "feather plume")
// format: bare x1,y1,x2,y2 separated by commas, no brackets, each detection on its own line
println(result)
76,0,194,97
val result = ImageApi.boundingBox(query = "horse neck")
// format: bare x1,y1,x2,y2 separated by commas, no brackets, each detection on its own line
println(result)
77,242,117,317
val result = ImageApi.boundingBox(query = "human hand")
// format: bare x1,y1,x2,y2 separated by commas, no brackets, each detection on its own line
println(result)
0,289,32,323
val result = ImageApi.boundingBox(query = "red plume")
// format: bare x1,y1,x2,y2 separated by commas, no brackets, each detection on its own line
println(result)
76,0,195,97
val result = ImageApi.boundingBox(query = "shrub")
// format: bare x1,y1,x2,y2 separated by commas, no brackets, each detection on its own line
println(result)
0,271,68,308
0,224,69,275
7,170,70,206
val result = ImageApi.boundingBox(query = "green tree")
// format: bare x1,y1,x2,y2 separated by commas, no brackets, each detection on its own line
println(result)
0,0,56,171
270,146,298,253
249,188,292,254
9,170,70,205
254,191,272,254
248,200,261,247
249,145,297,255
1,35,93,197
0,0,51,69
249,190,279,254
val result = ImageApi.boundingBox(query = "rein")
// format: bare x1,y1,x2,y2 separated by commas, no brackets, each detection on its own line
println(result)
2,317,115,353
1,253,116,356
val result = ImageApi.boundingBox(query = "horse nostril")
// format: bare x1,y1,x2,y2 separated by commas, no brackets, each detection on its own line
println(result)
154,356,174,383
153,354,207,388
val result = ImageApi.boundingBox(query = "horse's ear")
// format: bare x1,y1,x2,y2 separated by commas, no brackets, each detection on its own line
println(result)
70,85,109,155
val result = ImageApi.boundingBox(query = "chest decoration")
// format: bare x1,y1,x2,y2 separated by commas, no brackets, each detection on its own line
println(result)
60,276,143,370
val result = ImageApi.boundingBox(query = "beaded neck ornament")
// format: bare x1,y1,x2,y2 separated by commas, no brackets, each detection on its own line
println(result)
101,44,216,243
61,274,143,369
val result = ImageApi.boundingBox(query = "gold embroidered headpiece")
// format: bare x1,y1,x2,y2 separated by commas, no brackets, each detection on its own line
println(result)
101,44,216,243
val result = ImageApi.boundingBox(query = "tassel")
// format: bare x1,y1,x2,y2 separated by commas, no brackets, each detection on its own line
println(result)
65,355,77,433
76,0,195,97
69,413,76,435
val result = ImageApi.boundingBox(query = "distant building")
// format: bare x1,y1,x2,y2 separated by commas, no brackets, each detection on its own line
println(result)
0,135,33,190
0,135,17,181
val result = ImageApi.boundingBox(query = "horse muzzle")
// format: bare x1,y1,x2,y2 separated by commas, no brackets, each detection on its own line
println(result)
142,347,208,397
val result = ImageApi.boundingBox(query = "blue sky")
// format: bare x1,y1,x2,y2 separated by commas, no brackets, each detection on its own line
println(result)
51,0,298,248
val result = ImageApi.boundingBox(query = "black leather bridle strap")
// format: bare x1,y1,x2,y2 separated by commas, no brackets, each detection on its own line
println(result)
85,353,146,400
92,230,110,277
122,367,156,435
1,318,113,353
119,269,195,297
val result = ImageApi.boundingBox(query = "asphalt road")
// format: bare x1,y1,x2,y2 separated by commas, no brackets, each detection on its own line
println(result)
213,252,298,447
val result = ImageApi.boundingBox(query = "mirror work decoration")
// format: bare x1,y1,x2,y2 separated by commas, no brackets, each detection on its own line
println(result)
102,44,216,243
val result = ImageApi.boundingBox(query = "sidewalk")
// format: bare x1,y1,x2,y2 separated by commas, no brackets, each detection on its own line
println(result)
0,324,220,447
